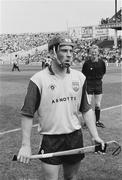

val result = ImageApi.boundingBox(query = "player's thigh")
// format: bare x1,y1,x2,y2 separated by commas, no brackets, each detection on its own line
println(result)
87,94,93,104
63,161,81,180
41,161,60,180
94,94,103,107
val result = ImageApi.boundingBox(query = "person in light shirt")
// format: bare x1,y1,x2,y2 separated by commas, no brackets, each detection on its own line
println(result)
17,35,105,180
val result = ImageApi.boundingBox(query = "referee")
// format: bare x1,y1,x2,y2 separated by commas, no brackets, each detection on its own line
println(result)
82,45,106,128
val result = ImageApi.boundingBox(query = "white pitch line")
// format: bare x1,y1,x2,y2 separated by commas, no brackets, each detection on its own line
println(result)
101,104,122,112
0,124,38,136
0,104,122,136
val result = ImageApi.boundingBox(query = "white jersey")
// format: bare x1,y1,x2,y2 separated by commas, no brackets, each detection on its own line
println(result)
31,68,86,134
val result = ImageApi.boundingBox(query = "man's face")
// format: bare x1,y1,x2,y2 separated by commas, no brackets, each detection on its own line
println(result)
56,45,73,67
90,46,99,57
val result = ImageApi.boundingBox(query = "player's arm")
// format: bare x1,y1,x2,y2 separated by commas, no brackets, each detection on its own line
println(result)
17,80,41,163
79,81,104,148
81,61,87,77
103,60,106,75
17,116,33,163
83,109,100,140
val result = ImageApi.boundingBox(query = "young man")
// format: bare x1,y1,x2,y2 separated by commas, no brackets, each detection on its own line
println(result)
43,55,52,69
82,45,106,128
12,54,20,71
17,35,105,180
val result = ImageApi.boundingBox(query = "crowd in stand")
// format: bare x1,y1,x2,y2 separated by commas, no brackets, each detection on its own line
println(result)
0,32,121,66
73,39,121,65
0,32,67,57
100,18,110,25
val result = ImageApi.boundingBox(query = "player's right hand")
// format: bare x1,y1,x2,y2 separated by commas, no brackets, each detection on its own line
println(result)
17,145,31,164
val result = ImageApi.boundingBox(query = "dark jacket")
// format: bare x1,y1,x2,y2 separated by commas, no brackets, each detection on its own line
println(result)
82,57,106,81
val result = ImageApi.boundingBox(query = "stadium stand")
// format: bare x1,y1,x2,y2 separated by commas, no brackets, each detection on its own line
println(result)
0,29,121,65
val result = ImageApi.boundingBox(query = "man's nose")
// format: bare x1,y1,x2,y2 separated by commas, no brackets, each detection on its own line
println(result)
67,51,72,57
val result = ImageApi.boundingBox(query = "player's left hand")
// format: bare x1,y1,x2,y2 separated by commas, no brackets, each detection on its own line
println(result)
92,137,105,154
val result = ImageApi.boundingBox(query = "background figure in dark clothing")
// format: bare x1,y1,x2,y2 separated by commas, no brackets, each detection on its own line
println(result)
42,56,52,69
82,45,106,128
12,54,20,71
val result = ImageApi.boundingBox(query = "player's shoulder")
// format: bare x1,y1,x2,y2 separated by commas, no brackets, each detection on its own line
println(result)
83,59,90,64
70,68,85,80
99,58,105,64
31,68,48,80
30,68,49,87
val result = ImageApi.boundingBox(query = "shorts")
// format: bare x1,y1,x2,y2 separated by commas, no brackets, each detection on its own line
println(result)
87,80,102,95
38,129,85,165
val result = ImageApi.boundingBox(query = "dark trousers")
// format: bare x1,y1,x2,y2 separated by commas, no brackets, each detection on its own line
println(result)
12,64,20,71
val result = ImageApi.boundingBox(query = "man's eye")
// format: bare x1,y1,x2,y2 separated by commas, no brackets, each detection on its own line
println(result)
61,49,67,52
60,49,73,53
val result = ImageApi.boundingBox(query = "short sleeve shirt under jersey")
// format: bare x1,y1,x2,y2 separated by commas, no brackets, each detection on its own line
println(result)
21,67,91,134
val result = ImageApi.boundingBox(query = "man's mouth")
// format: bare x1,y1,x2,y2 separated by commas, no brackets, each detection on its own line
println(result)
64,60,71,64
64,61,71,67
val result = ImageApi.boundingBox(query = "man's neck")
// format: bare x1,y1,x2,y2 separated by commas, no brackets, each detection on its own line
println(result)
92,56,99,62
51,61,67,76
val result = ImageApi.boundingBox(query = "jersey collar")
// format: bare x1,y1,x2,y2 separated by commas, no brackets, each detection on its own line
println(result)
48,66,70,75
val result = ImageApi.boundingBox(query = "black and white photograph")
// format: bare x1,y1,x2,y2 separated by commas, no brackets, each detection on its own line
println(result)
0,0,122,179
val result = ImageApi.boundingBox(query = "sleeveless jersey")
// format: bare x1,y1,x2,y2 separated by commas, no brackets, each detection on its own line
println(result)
31,68,86,134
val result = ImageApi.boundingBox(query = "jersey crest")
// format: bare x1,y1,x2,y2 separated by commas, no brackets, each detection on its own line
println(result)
72,81,79,92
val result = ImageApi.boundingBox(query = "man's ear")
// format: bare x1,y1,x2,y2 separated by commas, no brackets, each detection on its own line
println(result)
50,48,57,60
49,49,54,55
49,49,54,59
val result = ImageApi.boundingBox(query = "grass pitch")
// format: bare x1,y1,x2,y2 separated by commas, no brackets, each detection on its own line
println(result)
0,64,122,180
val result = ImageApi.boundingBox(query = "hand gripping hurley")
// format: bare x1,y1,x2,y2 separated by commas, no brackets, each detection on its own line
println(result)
12,140,121,161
